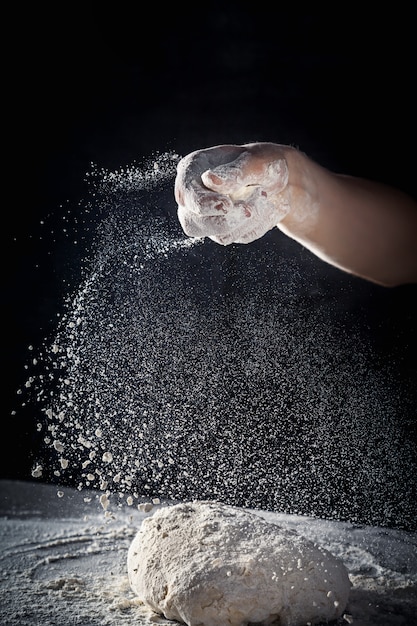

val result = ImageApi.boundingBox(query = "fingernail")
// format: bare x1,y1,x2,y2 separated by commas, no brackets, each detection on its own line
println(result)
208,173,223,186
202,170,226,188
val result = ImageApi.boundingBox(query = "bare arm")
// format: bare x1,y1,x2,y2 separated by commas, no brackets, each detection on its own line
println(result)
278,148,417,286
175,143,417,287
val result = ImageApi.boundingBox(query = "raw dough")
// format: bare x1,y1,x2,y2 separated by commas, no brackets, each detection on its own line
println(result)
127,501,351,626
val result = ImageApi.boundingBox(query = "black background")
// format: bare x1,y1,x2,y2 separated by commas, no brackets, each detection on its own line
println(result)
4,6,416,487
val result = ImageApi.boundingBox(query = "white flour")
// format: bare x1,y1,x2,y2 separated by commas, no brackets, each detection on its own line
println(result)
15,151,417,533
1,480,416,626
128,501,351,626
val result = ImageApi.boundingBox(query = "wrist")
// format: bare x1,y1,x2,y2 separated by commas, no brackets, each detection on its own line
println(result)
277,147,320,232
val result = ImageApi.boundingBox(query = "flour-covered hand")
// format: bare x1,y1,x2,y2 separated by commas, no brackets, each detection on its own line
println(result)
174,143,291,245
175,141,417,286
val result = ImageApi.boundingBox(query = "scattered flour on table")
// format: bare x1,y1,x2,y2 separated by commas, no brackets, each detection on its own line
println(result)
1,481,416,626
127,501,351,626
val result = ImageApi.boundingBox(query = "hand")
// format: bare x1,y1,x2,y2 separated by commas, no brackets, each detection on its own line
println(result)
174,143,292,245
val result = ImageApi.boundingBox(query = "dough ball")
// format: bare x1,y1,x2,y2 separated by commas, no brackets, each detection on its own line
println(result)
127,501,351,626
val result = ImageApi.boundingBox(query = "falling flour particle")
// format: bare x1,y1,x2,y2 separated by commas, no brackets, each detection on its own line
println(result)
99,494,110,510
138,502,154,513
31,465,43,478
127,501,351,626
53,440,64,453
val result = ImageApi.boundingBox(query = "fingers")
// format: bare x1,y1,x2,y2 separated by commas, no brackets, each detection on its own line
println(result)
174,143,291,244
177,186,267,239
209,220,273,246
179,188,290,244
175,149,242,218
175,145,263,214
201,147,289,197
201,151,260,195
177,202,251,239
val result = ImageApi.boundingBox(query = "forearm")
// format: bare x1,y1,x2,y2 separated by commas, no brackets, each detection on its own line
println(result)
278,150,417,287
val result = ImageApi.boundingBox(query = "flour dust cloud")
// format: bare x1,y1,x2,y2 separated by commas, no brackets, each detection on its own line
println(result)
20,152,416,531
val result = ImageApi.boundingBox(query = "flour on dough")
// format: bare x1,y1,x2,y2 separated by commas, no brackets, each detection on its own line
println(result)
127,501,351,626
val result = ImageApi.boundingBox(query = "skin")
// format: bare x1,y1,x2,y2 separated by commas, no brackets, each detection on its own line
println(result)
174,143,417,287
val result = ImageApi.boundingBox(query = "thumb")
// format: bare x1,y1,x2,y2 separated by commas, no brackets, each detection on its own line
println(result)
201,150,257,195
202,149,288,196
